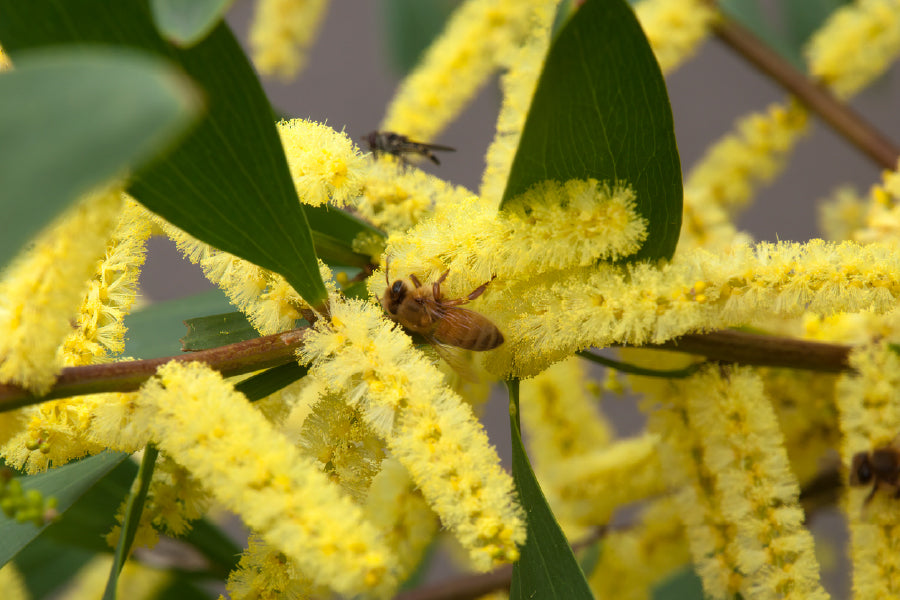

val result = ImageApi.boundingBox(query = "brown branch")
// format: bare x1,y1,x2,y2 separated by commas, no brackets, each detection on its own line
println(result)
711,14,900,169
653,330,852,372
0,328,308,412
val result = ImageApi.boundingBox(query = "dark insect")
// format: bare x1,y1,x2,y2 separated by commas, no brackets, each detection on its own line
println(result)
363,130,455,165
379,260,504,352
850,443,900,504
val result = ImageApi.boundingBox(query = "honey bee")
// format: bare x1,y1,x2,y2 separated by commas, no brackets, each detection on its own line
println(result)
379,262,504,352
850,441,900,504
363,130,455,165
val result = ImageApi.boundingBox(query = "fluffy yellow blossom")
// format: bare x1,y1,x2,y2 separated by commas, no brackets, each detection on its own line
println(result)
588,497,690,600
485,240,900,377
299,297,525,569
381,0,555,141
250,0,329,80
635,0,716,74
0,187,123,393
296,394,386,503
224,534,323,600
276,118,367,207
684,367,828,599
134,361,398,597
836,343,900,599
364,458,440,584
480,1,557,205
106,454,210,551
806,0,900,98
62,198,152,366
827,161,900,244
373,180,647,300
0,562,28,600
357,157,474,234
684,100,809,217
0,45,11,71
57,555,171,600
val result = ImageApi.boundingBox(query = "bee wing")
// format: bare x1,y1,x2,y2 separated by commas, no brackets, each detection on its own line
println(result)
431,306,503,350
425,335,479,383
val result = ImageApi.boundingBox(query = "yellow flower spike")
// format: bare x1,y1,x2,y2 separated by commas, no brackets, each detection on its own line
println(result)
0,562,28,600
373,179,647,301
480,0,558,205
587,497,690,600
381,0,555,142
276,118,367,207
299,297,525,570
806,0,900,99
485,240,900,378
57,555,171,600
62,198,152,366
226,534,323,600
635,0,717,74
357,157,474,234
683,366,828,599
836,343,900,599
249,0,329,80
0,187,123,393
134,361,398,598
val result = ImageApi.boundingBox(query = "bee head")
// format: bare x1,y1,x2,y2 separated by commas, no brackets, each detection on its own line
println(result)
380,279,409,315
850,452,873,486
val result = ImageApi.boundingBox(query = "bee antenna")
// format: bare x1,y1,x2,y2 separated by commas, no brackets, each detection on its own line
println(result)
384,256,391,286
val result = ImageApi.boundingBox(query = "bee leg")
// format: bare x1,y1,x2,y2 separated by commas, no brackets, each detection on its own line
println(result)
433,270,450,301
409,274,423,288
465,275,497,302
864,484,879,505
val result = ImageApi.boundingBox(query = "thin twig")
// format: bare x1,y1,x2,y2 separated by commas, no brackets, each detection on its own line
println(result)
0,328,308,412
712,13,900,169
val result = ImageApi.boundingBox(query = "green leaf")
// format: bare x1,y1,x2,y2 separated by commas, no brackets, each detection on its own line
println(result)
383,0,460,74
0,451,129,566
0,0,329,308
182,516,241,574
305,204,384,268
652,567,703,600
151,0,235,47
0,48,201,269
125,290,233,359
501,0,682,261
506,379,593,600
103,445,158,600
718,0,803,70
181,311,260,351
234,362,310,402
782,0,851,69
13,536,96,599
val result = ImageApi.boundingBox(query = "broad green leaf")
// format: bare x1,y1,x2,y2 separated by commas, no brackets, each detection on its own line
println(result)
506,379,593,600
718,0,803,70
181,311,259,351
0,0,329,308
234,362,310,402
383,0,460,74
13,537,95,599
501,0,682,261
151,0,235,46
305,204,384,267
652,567,703,599
125,290,233,359
0,49,201,269
0,451,129,566
103,445,158,600
782,0,851,70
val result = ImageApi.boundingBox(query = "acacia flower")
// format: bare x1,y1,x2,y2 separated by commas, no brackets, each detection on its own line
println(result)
224,534,322,600
806,0,900,98
277,118,367,207
299,297,526,569
0,187,123,393
58,555,171,600
836,343,900,599
0,563,27,600
635,0,716,74
374,179,647,300
381,0,557,141
249,0,330,80
134,360,398,597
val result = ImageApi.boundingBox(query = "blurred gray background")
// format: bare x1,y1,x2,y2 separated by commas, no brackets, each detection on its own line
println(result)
136,2,900,596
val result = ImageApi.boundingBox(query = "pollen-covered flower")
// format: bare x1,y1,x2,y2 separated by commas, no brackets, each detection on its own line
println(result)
250,0,330,80
806,0,900,98
277,118,367,207
374,179,647,301
0,187,123,393
381,0,555,141
635,0,716,74
134,361,397,598
299,297,525,569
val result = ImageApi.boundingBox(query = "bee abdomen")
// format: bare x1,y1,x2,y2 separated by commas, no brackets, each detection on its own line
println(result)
434,313,504,350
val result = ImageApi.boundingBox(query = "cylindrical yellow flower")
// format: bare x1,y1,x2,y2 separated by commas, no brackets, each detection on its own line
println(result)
635,0,716,74
134,361,398,598
250,0,330,80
